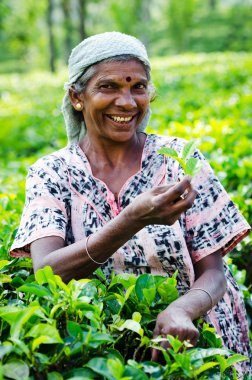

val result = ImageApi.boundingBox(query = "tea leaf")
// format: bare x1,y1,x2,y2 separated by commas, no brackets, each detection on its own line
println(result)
25,323,63,344
132,312,142,323
0,345,13,360
124,365,149,380
47,372,64,380
107,358,124,378
226,354,248,367
18,283,52,298
86,357,115,380
115,319,144,336
182,140,198,161
157,147,178,157
194,361,219,376
109,273,137,289
35,266,55,285
3,359,29,380
135,274,156,302
185,157,203,176
157,280,179,304
190,347,230,361
0,260,10,270
0,273,12,283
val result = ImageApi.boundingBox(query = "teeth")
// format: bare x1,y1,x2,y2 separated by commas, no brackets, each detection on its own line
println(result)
110,115,133,123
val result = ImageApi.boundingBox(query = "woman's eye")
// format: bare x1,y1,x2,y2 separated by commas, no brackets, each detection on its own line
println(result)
100,84,114,89
134,83,147,89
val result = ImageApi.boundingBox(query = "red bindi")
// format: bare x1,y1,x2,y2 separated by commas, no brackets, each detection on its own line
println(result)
126,76,132,82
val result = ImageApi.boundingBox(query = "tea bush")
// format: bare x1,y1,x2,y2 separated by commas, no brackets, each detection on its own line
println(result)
0,262,249,379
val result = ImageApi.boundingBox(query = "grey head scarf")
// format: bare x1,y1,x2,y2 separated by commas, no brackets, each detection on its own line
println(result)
62,31,152,143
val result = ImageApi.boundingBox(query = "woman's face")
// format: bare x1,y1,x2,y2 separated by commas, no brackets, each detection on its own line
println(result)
79,59,150,143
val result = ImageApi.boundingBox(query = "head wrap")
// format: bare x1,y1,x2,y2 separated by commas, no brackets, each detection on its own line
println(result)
62,31,151,143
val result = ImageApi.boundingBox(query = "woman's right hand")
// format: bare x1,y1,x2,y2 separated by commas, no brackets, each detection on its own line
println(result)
126,176,197,227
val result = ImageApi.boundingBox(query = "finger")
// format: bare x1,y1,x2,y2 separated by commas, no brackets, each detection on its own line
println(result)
189,330,200,347
172,188,197,211
154,177,193,207
151,348,159,362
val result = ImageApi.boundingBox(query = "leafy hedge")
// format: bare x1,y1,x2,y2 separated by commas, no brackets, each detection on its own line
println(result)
0,260,249,379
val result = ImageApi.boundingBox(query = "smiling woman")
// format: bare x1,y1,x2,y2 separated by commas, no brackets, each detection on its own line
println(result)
10,31,251,377
69,59,150,146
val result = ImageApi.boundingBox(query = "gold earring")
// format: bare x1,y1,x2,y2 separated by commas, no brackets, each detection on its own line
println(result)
75,103,82,111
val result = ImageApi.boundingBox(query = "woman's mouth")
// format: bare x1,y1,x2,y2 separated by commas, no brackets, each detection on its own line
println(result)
107,114,135,124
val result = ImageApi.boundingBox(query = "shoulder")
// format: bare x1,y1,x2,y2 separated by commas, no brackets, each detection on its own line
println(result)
146,133,188,153
29,144,77,178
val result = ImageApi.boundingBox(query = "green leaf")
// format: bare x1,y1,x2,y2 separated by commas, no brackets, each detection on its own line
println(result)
157,279,179,305
107,358,124,378
18,283,52,298
109,273,137,289
47,372,63,380
132,312,142,323
182,140,197,161
194,361,219,376
64,367,96,379
9,338,30,356
67,321,84,340
226,354,248,368
185,157,203,176
215,354,227,373
35,266,55,285
86,357,115,380
0,345,13,360
135,274,156,302
124,365,149,380
94,267,106,281
3,359,29,380
0,306,43,339
0,260,10,270
0,273,12,283
115,319,143,337
88,332,114,348
201,325,223,348
157,147,178,157
25,323,63,346
142,287,156,306
190,347,230,362
166,335,183,353
10,276,25,288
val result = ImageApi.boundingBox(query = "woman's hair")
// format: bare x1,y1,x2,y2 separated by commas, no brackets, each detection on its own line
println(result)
70,54,156,101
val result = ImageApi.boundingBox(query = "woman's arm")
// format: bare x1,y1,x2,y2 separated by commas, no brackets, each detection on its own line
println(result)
31,177,196,282
151,249,227,360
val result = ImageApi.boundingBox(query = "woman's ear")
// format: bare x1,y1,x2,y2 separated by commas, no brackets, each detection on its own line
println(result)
69,88,84,111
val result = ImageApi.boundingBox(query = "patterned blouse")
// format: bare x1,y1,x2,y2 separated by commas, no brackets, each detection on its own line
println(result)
11,133,251,376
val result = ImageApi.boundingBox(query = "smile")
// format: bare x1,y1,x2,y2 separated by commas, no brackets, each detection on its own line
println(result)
107,115,134,123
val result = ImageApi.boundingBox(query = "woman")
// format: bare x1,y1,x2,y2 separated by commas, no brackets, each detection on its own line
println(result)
11,32,251,375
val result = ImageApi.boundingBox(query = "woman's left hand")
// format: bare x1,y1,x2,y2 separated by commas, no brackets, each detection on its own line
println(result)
151,304,199,362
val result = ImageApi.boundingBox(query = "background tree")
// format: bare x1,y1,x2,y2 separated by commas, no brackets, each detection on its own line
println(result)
47,0,56,72
167,0,196,52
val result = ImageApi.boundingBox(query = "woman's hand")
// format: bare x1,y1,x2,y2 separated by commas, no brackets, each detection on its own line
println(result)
126,176,197,227
151,305,199,362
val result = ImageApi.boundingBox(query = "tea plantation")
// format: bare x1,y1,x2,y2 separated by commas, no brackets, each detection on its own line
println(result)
0,52,251,379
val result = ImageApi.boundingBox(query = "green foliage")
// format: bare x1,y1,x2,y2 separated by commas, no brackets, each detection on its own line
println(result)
0,262,248,379
1,1,252,72
158,140,203,177
167,0,196,52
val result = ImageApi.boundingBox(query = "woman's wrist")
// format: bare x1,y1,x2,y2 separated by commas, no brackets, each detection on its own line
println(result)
168,290,213,321
122,203,147,230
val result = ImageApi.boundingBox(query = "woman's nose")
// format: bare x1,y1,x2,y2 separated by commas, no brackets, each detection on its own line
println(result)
114,90,137,109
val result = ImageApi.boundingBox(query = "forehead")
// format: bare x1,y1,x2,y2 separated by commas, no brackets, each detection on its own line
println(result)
91,59,148,81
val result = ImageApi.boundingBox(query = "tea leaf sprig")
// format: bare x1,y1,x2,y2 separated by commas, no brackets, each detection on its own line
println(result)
158,139,203,177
